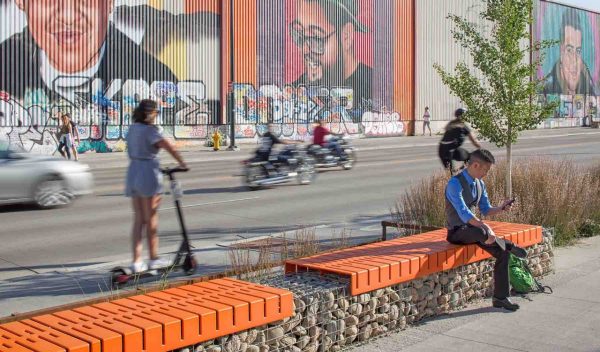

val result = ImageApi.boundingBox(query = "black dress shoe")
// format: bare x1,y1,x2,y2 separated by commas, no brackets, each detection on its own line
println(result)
509,245,528,259
492,297,520,311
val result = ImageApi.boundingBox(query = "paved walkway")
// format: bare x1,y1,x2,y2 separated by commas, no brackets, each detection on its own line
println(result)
351,235,600,352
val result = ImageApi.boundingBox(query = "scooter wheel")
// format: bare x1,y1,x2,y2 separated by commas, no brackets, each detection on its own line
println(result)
111,270,130,289
183,256,197,275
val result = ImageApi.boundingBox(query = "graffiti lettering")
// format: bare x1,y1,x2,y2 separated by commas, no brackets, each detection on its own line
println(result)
1,79,208,154
233,83,404,140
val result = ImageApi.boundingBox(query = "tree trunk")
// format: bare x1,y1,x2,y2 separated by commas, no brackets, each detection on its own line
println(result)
506,142,512,199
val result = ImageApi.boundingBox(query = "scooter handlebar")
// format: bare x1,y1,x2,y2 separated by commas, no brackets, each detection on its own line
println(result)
161,166,190,175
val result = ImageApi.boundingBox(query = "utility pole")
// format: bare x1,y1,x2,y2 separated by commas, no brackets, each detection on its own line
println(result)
227,0,238,151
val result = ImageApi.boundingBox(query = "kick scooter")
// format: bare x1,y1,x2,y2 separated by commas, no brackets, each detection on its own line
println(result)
111,166,197,288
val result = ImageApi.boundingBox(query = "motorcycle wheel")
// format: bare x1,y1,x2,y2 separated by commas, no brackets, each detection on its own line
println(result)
245,165,265,190
297,159,316,185
342,150,356,170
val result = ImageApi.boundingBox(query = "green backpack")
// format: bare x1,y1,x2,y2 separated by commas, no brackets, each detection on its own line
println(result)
509,254,552,294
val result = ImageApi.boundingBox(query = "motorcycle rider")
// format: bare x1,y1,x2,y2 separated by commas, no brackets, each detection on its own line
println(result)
313,118,346,161
255,124,299,175
438,108,481,175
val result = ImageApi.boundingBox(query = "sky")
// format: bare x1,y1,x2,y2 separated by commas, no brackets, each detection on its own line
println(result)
552,0,600,12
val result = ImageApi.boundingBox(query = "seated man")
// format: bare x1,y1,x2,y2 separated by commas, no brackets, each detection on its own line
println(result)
445,149,526,311
313,118,345,160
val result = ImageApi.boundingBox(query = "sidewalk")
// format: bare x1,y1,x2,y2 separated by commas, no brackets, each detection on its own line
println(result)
0,213,391,318
352,235,600,352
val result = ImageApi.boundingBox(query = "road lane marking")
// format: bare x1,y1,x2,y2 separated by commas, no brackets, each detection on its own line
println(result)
157,196,260,212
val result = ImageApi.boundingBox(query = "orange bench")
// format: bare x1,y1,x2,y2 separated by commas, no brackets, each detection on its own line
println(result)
0,278,293,352
285,221,542,295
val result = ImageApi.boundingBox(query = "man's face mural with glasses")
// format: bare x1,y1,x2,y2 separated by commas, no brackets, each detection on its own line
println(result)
288,0,341,84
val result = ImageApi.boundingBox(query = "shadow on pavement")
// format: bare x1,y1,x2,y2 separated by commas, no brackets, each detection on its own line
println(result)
418,306,514,325
0,261,228,304
0,203,41,213
0,262,104,273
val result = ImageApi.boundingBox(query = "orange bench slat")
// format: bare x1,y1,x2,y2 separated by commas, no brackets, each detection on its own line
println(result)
285,222,543,295
0,278,293,352
0,320,89,352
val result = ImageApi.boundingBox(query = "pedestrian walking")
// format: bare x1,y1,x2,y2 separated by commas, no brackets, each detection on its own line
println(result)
57,113,73,160
423,107,432,136
438,108,481,175
125,99,187,273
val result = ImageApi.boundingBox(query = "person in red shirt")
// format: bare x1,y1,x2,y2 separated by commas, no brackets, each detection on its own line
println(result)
313,118,345,160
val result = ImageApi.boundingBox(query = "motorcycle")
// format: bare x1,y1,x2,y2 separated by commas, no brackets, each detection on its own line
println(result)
243,144,316,190
307,135,356,170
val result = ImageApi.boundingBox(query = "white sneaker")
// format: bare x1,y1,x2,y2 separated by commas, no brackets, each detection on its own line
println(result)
131,261,148,273
148,257,172,270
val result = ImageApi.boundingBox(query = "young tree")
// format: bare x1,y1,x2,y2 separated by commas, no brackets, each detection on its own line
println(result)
434,0,557,197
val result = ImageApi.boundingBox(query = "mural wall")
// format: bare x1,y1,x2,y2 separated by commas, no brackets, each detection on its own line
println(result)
0,0,221,153
227,0,414,141
534,1,600,127
4,0,596,154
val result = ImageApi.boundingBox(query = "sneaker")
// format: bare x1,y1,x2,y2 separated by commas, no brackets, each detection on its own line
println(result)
131,261,148,273
148,257,172,270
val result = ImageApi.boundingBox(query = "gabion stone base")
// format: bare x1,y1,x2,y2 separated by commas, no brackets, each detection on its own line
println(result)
177,231,554,352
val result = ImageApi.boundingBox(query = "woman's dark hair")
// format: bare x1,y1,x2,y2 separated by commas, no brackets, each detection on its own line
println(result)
62,113,71,119
133,99,158,124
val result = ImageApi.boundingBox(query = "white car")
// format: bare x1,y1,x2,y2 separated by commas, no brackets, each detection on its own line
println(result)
0,141,93,208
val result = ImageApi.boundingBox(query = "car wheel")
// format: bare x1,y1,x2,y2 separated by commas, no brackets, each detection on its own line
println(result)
33,176,73,208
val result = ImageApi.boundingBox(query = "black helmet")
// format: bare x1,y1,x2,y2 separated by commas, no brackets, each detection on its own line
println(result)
454,108,466,118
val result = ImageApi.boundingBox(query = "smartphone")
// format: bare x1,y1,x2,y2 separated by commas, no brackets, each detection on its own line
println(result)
503,198,516,210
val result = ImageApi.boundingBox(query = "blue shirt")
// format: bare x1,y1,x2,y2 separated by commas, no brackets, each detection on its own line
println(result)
445,170,492,223
126,123,163,160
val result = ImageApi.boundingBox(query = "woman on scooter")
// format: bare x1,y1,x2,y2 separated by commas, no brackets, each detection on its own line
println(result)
125,99,187,273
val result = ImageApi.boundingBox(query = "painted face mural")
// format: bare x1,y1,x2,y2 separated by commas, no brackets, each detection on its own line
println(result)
230,0,411,140
288,0,373,111
535,2,599,122
560,24,584,94
0,0,221,153
0,0,413,154
16,0,114,74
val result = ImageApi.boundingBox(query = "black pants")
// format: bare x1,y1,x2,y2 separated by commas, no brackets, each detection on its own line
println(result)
447,225,514,299
254,151,276,174
438,144,469,170
58,140,71,160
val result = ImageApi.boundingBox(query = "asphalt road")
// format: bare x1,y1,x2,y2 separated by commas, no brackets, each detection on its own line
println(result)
0,128,599,315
